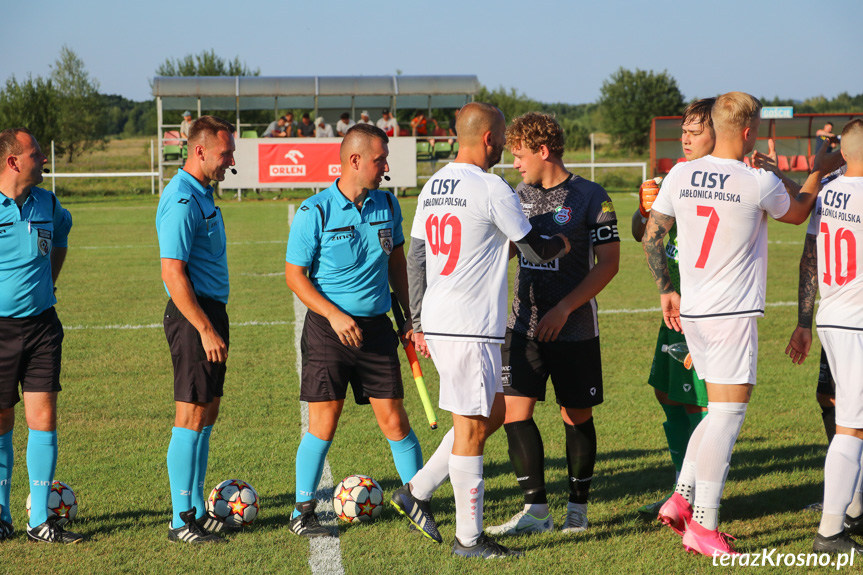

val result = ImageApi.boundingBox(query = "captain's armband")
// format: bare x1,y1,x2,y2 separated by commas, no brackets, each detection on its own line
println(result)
589,221,620,246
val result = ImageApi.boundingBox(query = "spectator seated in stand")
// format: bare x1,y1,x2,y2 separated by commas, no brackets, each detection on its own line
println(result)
315,116,334,138
336,113,355,137
262,116,288,138
377,109,399,137
297,113,316,138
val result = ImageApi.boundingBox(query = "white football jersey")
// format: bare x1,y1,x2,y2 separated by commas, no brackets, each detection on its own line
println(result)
411,162,532,342
807,176,863,331
651,156,789,320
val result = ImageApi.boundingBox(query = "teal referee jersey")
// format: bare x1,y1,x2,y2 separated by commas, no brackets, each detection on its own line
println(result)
286,180,404,317
0,187,72,318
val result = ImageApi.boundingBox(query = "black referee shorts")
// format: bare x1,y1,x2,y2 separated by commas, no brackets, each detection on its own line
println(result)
502,328,603,409
300,310,403,404
163,297,229,404
817,347,836,397
0,307,63,409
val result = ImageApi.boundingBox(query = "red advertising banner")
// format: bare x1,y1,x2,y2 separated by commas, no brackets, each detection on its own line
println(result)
258,142,342,183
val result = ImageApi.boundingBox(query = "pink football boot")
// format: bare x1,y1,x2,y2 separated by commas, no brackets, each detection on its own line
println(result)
682,520,739,556
657,492,692,536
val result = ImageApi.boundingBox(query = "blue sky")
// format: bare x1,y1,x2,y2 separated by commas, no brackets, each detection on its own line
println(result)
3,0,862,105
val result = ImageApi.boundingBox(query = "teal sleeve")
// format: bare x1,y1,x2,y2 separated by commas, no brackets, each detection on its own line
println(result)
158,197,197,262
286,202,321,267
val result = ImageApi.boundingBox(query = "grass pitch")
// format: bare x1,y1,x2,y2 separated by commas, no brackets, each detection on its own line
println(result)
1,191,835,574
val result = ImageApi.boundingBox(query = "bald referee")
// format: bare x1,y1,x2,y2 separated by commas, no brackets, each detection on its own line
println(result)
285,123,422,537
156,115,235,544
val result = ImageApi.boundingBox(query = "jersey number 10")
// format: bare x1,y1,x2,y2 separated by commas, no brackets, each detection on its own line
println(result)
426,213,462,275
821,222,857,286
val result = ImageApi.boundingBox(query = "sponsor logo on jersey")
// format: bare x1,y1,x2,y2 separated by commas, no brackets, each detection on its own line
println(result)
601,200,615,213
519,254,559,271
521,203,533,218
553,206,572,225
378,228,393,255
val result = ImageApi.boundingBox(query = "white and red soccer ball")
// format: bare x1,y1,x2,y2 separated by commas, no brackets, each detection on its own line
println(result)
206,479,260,528
333,475,383,523
25,480,77,527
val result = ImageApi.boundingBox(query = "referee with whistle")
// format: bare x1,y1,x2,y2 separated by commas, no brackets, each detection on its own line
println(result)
285,123,422,537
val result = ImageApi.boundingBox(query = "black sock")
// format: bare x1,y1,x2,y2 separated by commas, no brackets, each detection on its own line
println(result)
565,417,597,504
822,405,836,445
504,419,547,505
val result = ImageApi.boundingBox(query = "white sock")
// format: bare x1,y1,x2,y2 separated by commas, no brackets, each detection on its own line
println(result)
450,454,483,547
693,402,747,530
410,427,454,500
820,434,863,537
676,415,709,504
524,503,549,518
845,450,863,518
675,460,698,504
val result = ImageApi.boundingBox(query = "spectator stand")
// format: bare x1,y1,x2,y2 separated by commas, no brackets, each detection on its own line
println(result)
650,112,863,178
152,75,479,195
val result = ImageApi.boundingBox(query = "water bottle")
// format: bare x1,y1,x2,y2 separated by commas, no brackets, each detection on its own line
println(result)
661,342,693,370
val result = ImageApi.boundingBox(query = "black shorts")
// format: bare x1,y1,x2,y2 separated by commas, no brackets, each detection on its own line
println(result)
817,347,836,397
501,328,603,409
300,310,403,404
164,297,229,403
0,307,63,409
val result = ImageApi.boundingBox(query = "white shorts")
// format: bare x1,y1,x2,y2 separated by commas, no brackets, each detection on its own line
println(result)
681,317,758,385
426,339,503,418
818,329,863,428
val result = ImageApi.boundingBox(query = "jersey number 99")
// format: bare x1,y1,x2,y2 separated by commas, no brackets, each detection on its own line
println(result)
426,213,462,275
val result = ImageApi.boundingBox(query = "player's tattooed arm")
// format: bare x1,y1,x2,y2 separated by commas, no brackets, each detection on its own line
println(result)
643,211,676,294
786,233,817,364
797,233,818,329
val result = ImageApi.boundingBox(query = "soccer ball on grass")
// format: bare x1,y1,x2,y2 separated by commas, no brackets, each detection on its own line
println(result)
206,479,259,528
333,475,383,523
25,480,77,527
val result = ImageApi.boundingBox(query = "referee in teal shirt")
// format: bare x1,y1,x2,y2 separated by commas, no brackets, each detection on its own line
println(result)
156,116,234,544
285,124,423,537
0,128,79,544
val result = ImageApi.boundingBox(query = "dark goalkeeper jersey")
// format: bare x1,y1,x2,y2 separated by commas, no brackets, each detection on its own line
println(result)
508,174,619,342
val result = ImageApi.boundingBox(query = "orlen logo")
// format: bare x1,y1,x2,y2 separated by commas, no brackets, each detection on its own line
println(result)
328,164,341,176
270,150,306,177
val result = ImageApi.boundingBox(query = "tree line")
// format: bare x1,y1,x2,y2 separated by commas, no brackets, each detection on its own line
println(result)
2,48,861,162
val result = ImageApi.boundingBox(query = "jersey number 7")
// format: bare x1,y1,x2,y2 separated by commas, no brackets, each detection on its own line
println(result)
426,213,462,275
695,205,720,269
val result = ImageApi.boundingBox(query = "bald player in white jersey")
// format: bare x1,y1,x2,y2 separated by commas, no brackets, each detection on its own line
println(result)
787,119,863,555
389,102,570,559
644,92,827,556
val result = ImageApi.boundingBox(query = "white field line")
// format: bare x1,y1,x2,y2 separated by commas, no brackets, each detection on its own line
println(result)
61,301,804,332
598,300,801,315
289,201,343,574
64,320,291,331
79,239,285,250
